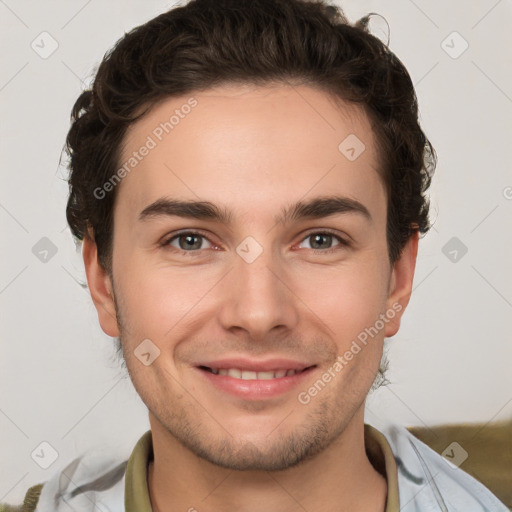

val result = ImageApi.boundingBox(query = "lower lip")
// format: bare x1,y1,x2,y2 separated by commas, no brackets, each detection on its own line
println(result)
196,367,316,400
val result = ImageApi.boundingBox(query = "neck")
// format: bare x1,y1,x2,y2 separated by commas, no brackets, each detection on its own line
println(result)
147,408,388,512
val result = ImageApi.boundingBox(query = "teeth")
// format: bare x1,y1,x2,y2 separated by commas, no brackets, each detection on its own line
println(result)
208,368,299,379
256,371,275,380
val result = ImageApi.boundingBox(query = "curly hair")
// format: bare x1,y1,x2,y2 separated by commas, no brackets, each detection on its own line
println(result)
65,0,436,275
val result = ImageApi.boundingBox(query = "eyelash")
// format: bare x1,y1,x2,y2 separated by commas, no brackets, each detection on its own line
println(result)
160,229,350,256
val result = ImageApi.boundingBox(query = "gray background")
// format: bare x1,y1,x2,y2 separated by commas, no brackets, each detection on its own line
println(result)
1,0,511,505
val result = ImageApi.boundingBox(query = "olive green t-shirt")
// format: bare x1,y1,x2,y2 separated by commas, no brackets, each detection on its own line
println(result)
125,424,400,511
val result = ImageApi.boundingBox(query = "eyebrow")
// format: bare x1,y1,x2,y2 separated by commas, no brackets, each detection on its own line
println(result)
138,195,372,225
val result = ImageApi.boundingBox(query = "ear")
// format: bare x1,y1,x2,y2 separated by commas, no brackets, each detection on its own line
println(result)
384,230,419,337
82,236,120,337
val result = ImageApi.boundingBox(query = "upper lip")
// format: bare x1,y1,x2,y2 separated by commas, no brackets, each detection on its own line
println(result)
196,358,315,372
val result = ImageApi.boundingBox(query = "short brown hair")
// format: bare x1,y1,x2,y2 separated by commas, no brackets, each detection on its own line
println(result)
65,0,436,273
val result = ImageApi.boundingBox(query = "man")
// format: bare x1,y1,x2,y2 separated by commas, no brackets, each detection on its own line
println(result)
4,0,509,511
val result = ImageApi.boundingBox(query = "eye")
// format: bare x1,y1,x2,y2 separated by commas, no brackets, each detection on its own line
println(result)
161,229,349,256
162,231,214,254
297,231,349,253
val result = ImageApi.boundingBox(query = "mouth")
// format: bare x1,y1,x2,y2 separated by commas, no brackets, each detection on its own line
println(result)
195,361,317,400
198,366,313,380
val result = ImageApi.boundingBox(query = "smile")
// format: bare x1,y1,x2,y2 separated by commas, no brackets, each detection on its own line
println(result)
196,364,316,400
199,366,309,380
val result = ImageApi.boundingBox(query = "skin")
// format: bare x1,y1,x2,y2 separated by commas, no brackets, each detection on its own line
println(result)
83,83,418,512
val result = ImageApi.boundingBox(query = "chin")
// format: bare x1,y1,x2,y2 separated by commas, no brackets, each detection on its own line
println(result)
171,412,342,472
187,437,320,471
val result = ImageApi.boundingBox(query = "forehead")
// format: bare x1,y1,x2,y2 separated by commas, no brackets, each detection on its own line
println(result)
114,83,385,226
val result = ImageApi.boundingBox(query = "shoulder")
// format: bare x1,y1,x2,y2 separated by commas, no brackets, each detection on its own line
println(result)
376,422,510,511
1,446,129,512
0,483,44,512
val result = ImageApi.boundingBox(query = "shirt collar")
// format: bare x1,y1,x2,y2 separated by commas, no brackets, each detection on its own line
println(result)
125,424,400,511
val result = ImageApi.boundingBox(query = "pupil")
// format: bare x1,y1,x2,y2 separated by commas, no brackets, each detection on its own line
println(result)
312,234,330,249
178,234,332,251
181,235,200,250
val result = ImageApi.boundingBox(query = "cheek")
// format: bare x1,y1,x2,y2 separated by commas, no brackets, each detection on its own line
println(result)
114,239,391,347
298,259,390,343
114,256,214,340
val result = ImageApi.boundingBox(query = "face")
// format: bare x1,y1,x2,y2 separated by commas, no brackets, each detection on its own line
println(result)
84,83,416,471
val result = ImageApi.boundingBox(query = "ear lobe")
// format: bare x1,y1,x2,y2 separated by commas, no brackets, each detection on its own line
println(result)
384,231,419,337
82,236,120,337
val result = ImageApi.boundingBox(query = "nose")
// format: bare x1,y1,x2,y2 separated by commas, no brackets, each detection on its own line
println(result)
217,242,299,340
